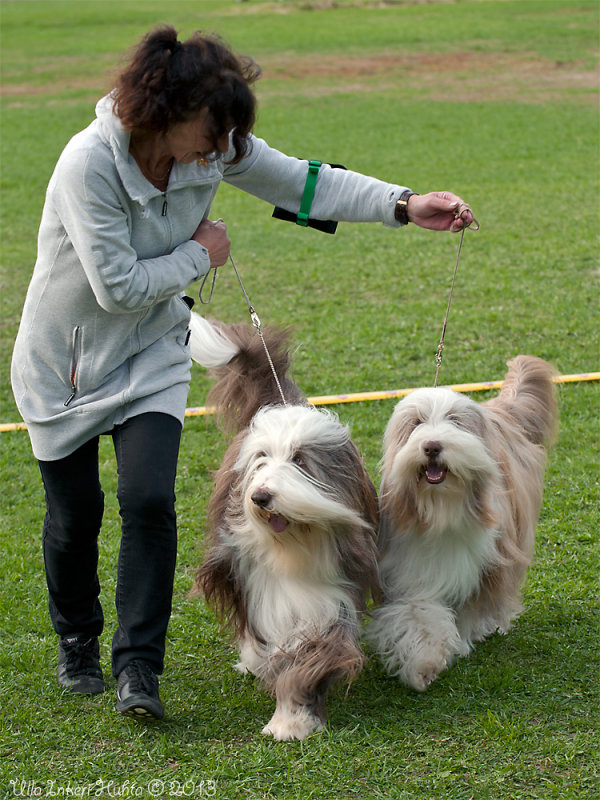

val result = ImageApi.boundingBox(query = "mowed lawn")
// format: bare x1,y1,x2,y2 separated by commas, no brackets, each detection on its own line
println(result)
0,2,598,799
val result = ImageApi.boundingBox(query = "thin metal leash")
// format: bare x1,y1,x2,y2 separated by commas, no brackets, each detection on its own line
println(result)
228,253,288,406
433,206,480,388
197,232,287,406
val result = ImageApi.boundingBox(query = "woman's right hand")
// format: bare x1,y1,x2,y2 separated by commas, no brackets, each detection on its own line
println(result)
192,219,231,267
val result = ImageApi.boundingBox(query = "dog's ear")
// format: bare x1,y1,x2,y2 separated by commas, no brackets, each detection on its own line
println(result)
339,440,381,602
191,433,250,637
382,401,421,473
206,432,244,531
353,451,380,536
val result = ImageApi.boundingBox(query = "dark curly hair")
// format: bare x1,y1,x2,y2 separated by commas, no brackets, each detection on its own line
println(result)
112,25,260,163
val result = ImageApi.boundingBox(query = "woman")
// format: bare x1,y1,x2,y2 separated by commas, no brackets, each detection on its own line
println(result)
11,24,474,720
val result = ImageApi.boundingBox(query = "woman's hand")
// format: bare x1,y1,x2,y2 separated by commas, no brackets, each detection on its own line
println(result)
192,219,231,267
408,192,474,232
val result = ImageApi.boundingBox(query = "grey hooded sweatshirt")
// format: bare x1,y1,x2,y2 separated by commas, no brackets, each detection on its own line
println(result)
11,95,408,461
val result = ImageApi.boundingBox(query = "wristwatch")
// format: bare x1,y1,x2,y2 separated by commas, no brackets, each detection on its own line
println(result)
394,190,418,225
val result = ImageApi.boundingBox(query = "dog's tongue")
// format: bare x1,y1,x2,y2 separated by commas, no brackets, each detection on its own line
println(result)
425,464,447,484
268,513,289,533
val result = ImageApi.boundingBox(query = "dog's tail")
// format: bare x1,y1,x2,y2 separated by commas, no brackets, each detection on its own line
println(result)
492,355,559,448
189,312,304,432
189,311,240,369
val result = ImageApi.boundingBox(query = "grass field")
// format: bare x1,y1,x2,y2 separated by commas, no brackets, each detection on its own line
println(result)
0,1,598,798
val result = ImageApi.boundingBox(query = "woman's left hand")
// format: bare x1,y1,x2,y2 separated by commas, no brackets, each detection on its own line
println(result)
408,191,474,232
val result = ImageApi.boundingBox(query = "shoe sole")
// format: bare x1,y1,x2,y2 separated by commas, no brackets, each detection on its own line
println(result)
59,679,105,695
116,697,164,720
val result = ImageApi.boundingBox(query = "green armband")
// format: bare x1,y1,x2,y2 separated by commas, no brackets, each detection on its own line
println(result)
272,160,346,235
296,160,322,227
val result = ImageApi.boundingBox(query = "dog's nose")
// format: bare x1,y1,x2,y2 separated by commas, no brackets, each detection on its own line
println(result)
251,488,272,508
424,441,443,459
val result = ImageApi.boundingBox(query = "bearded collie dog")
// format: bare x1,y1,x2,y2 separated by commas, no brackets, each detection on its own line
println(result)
367,355,558,691
188,313,379,740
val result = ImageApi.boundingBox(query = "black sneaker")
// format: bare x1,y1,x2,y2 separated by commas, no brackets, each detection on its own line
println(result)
116,660,164,720
58,635,105,695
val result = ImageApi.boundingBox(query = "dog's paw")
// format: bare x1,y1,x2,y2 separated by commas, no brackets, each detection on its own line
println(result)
233,661,250,674
261,707,324,741
402,648,450,692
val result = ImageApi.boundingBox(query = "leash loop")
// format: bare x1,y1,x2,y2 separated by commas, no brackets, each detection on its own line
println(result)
198,267,217,304
455,202,479,231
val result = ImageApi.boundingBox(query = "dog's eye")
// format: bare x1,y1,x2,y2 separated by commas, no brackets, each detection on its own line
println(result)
413,419,423,428
292,453,306,469
448,415,464,428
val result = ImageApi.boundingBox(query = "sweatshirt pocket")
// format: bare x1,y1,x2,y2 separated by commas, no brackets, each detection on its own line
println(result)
64,325,82,407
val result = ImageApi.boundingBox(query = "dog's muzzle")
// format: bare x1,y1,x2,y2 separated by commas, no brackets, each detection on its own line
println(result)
251,488,289,533
423,441,448,484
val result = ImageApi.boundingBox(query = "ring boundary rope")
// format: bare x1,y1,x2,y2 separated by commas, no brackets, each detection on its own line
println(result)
1,372,597,432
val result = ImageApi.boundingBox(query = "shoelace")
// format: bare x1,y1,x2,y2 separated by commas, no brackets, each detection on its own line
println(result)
123,661,157,694
63,638,98,675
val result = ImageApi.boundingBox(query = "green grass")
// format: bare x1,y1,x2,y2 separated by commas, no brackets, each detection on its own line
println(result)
0,1,598,798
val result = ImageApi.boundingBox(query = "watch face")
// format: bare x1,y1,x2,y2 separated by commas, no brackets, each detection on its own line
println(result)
395,199,410,224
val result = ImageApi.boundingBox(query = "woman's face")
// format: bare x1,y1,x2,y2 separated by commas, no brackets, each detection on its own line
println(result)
164,108,230,164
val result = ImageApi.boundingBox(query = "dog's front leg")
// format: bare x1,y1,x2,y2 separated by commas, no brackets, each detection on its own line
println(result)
369,598,461,691
261,660,326,741
261,627,362,740
262,693,325,742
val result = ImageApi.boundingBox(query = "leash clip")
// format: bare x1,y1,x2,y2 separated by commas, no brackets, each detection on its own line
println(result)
249,309,262,331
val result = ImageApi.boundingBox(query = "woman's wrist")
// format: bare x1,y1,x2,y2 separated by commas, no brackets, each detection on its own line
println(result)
394,190,419,225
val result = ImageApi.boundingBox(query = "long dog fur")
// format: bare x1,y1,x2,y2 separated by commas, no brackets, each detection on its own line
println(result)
189,313,379,739
367,355,558,691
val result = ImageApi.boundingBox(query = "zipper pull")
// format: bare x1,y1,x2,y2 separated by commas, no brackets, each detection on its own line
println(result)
161,193,168,216
65,325,80,406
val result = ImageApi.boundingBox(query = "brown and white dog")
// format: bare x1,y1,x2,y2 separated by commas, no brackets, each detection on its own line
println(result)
189,313,379,740
367,355,558,691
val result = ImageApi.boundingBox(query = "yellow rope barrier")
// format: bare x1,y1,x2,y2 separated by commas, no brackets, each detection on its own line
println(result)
0,420,29,433
1,371,598,432
306,371,600,408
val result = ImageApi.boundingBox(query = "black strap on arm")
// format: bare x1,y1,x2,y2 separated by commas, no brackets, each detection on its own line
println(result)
272,160,346,235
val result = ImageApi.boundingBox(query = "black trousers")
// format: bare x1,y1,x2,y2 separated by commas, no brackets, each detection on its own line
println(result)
38,412,182,677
